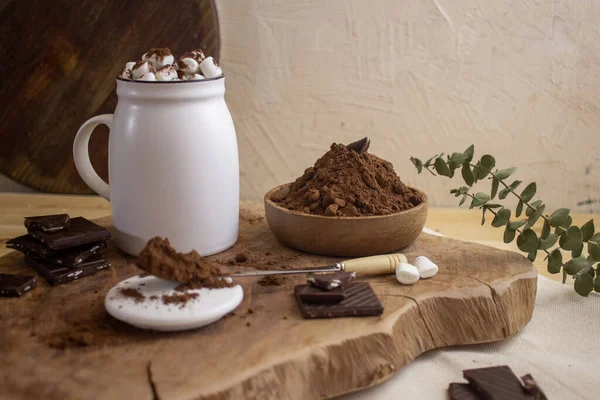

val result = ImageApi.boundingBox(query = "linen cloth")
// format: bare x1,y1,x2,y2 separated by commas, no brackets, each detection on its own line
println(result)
343,270,600,399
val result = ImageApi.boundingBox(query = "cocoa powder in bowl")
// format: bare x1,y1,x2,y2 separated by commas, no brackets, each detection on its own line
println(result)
271,143,422,216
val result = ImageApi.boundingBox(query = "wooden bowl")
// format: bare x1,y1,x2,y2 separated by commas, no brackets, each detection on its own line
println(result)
264,184,428,257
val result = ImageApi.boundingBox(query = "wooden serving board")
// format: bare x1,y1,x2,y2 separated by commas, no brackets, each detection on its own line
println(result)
0,203,536,400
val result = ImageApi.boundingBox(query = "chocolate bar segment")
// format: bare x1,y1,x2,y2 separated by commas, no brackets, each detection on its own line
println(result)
27,217,110,250
0,274,37,297
25,254,110,286
295,284,345,304
24,214,70,232
463,366,533,400
7,234,106,267
307,271,356,290
346,137,370,154
295,281,383,319
448,383,482,400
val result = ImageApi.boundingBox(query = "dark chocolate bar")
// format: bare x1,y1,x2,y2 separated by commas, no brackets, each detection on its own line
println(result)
25,254,110,286
463,366,533,400
307,271,356,290
448,383,482,400
295,281,383,319
7,234,106,267
27,217,110,250
295,284,345,304
346,137,370,154
24,214,70,232
520,374,547,400
0,273,37,297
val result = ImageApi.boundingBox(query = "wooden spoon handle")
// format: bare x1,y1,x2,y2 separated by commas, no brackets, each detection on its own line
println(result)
341,254,407,275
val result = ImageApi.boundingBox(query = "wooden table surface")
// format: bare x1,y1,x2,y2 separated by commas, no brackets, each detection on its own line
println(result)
0,193,596,284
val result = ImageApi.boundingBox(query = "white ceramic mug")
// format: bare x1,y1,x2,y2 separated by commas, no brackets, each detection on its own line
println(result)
73,76,239,256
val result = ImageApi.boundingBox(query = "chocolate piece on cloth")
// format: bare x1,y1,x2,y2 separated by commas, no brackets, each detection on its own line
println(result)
346,137,370,154
307,271,356,291
295,284,345,304
6,234,106,267
463,365,534,400
0,274,37,297
520,374,548,400
295,282,383,319
25,254,110,286
27,217,110,250
448,383,482,400
24,214,70,232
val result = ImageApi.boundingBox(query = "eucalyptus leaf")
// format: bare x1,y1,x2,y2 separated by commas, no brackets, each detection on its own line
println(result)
549,208,569,227
504,227,516,243
461,164,474,186
470,192,490,208
574,265,592,279
464,145,474,162
521,182,537,203
562,215,573,229
481,209,486,226
516,200,524,217
574,274,594,297
477,155,495,178
525,200,543,217
495,167,517,180
547,249,562,274
572,243,584,258
538,233,558,250
528,203,545,226
564,256,589,275
528,251,537,262
491,177,499,200
581,219,595,242
459,194,467,206
491,208,511,227
541,219,551,239
434,157,450,177
594,276,600,293
559,226,583,251
498,180,522,200
590,233,600,244
588,243,600,261
508,220,527,230
516,229,538,253
410,157,423,173
448,152,468,169
484,204,503,209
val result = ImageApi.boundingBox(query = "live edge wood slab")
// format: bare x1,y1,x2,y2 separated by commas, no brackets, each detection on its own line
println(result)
0,203,536,400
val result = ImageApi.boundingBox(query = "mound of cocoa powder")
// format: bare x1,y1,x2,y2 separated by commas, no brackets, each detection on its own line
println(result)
271,141,423,216
136,237,233,289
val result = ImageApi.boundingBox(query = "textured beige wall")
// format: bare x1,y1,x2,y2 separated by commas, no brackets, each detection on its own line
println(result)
219,0,600,212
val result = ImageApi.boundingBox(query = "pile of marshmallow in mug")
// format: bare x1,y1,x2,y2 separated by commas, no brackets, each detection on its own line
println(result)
118,48,222,82
396,256,438,285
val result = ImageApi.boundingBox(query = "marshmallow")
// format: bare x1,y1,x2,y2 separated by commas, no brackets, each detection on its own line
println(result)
155,65,178,81
189,73,206,80
178,57,201,74
395,262,419,285
199,56,223,78
414,256,438,279
125,61,136,70
138,72,157,81
132,61,156,79
143,48,175,69
182,49,205,62
119,68,133,80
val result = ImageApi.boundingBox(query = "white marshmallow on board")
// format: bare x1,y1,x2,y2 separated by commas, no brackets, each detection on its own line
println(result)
178,57,201,74
125,61,136,70
138,72,157,81
200,56,223,78
395,262,420,285
155,65,178,81
132,61,155,79
414,256,438,279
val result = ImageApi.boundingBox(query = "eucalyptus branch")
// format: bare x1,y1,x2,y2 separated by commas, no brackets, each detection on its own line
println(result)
411,146,600,297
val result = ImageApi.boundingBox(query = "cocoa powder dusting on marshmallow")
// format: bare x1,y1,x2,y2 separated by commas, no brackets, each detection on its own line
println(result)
119,288,145,303
271,143,423,216
162,292,199,307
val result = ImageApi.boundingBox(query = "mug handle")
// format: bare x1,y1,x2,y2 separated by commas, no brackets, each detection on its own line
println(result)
73,114,112,201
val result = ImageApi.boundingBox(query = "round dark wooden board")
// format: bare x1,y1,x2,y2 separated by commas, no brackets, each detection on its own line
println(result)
0,0,220,193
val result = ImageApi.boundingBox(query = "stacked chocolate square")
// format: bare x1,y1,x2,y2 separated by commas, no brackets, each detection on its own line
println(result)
6,214,111,287
294,272,384,318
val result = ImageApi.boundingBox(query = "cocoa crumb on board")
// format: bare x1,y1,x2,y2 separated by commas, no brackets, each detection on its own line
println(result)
247,308,254,314
119,288,145,303
257,275,286,286
235,251,248,263
270,141,423,216
162,292,199,307
136,237,233,288
246,321,251,327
